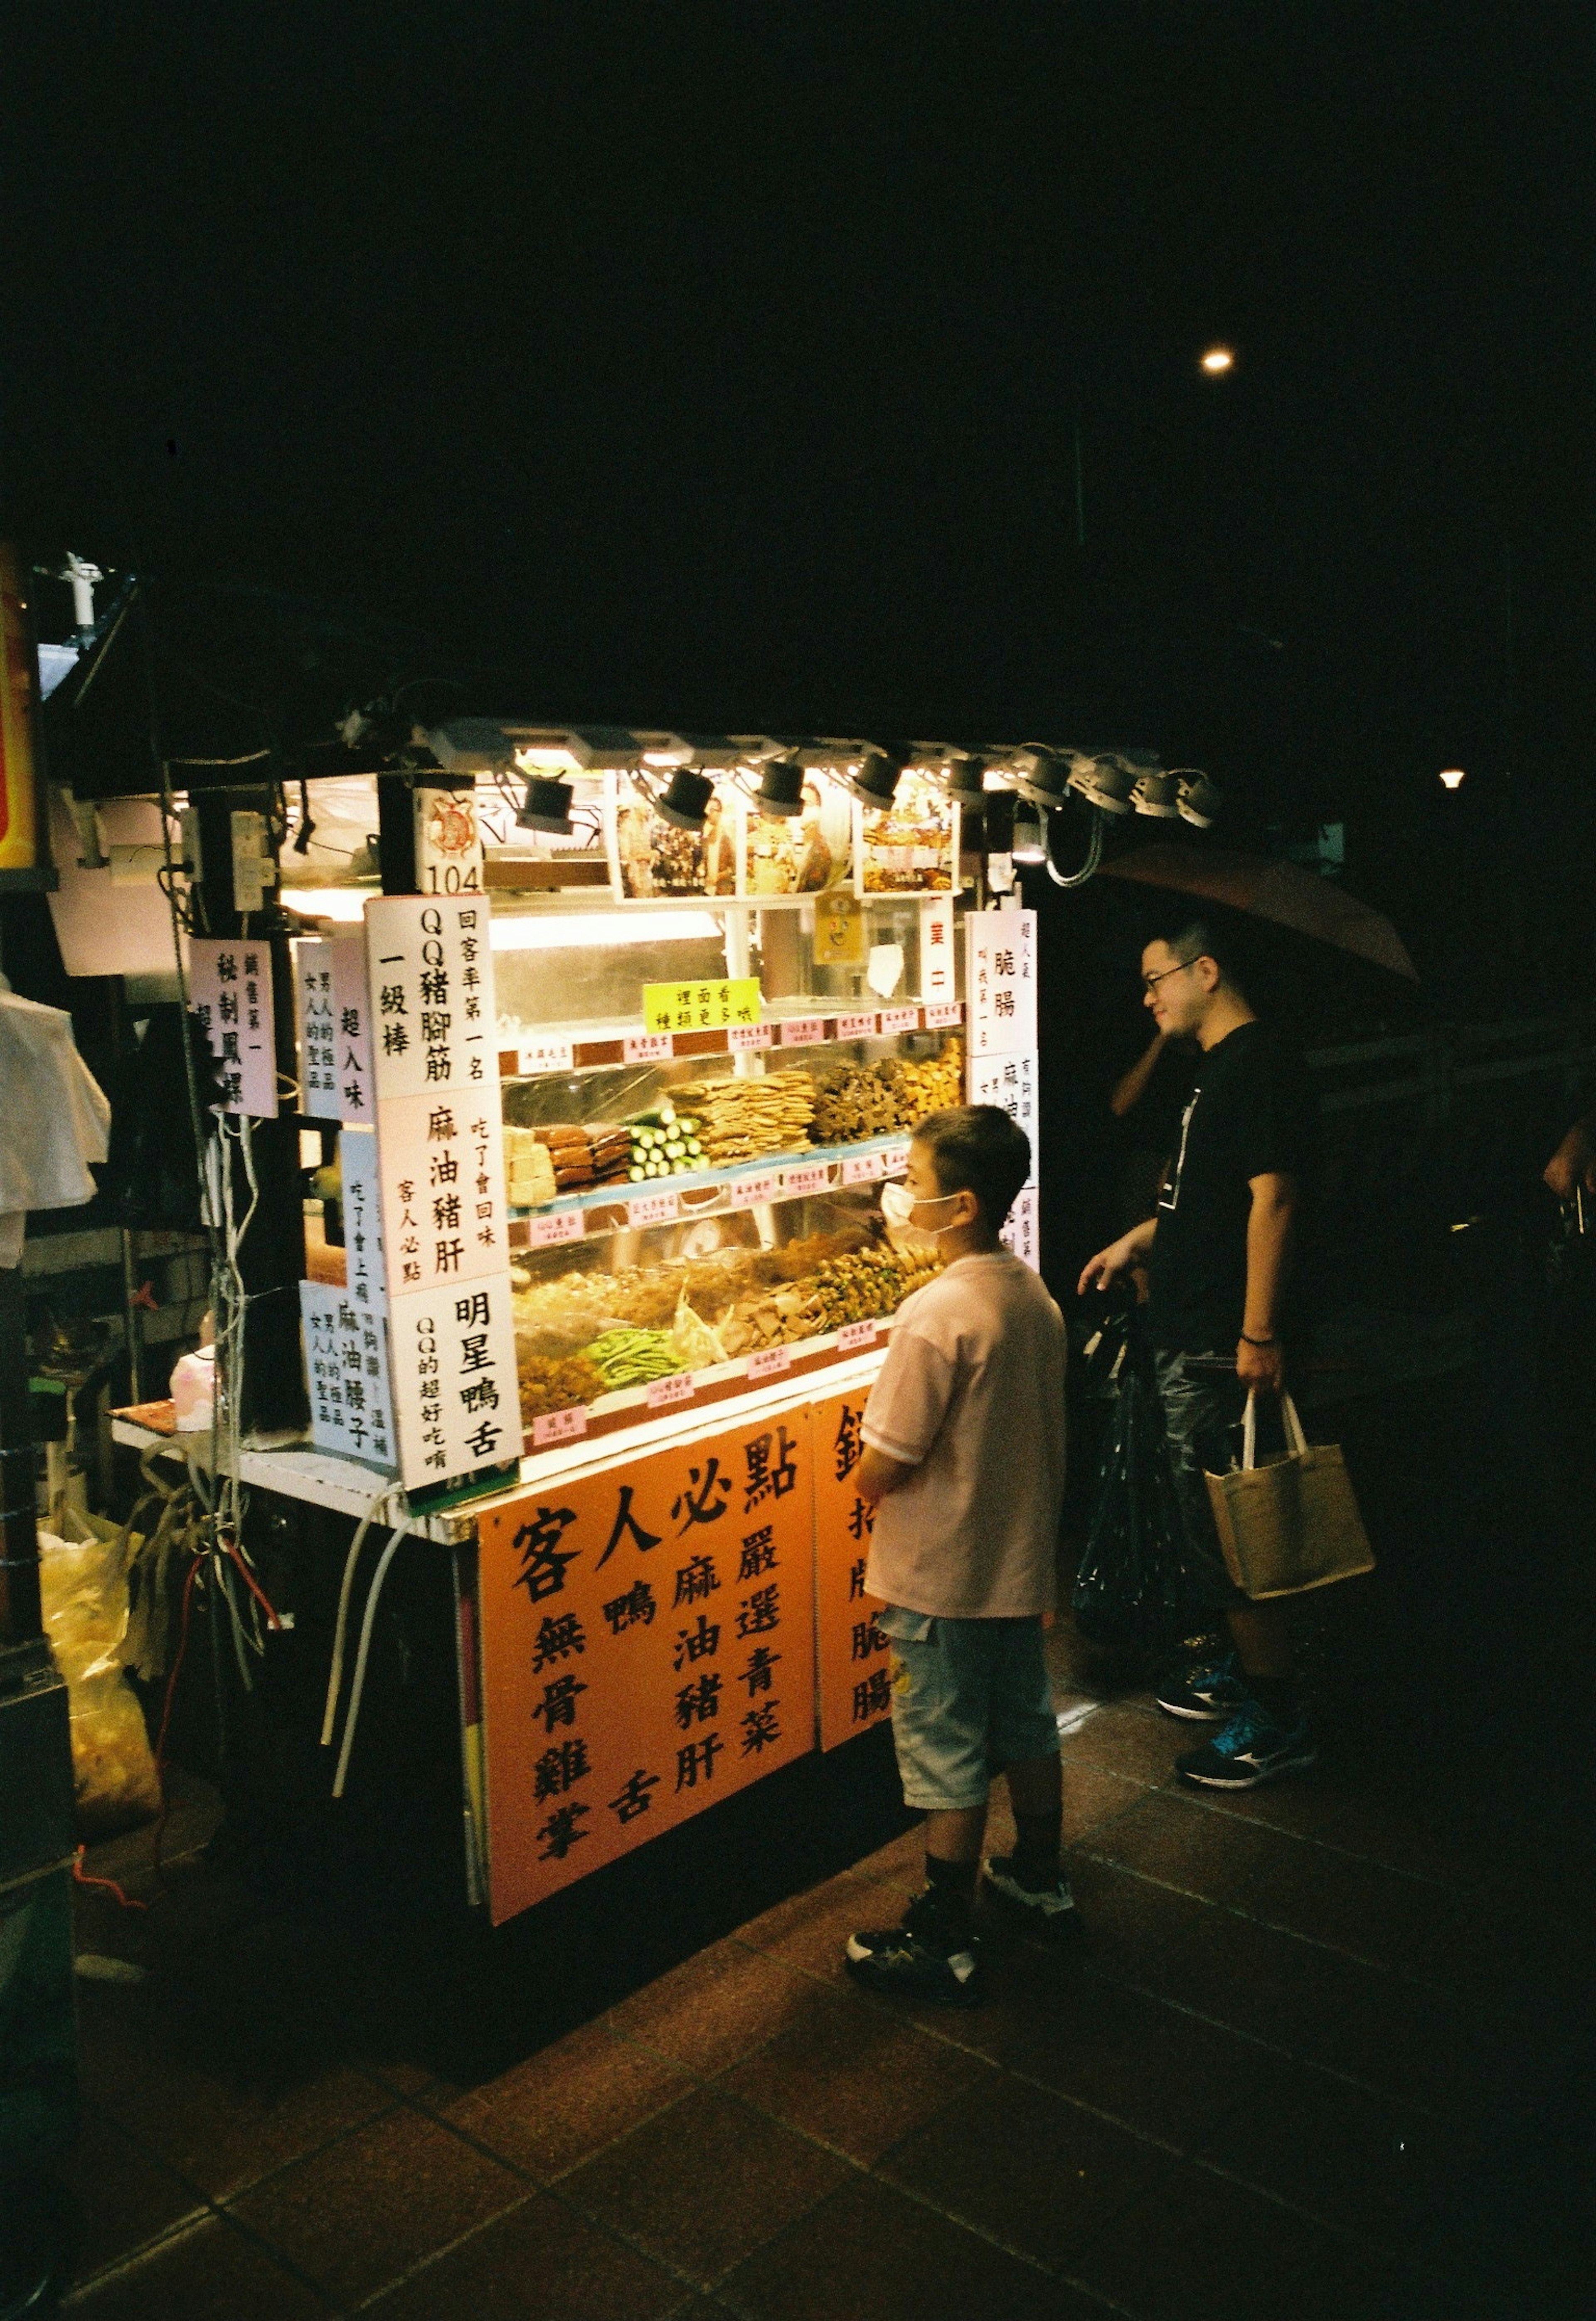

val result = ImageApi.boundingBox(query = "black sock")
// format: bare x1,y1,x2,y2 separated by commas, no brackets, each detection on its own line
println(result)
923,1852,978,1931
1246,1673,1299,1725
1011,1811,1062,1892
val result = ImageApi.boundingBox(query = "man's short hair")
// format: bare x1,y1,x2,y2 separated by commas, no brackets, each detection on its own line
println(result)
1163,915,1253,1000
911,1105,1031,1228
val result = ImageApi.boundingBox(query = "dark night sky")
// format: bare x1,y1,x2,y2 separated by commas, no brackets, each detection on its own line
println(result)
6,2,1595,946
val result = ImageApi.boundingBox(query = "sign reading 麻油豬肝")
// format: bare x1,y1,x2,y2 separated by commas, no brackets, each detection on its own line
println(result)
365,897,518,1488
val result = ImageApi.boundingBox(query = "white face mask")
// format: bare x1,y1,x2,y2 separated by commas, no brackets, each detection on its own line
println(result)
880,1180,962,1238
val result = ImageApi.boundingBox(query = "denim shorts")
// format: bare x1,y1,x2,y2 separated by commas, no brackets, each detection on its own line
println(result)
879,1606,1059,1813
1153,1349,1248,1612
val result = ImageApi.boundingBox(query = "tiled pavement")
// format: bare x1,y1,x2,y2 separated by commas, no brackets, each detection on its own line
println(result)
60,1689,1596,2321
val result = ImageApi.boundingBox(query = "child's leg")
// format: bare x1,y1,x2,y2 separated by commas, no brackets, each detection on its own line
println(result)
922,1804,988,1868
1004,1751,1063,1888
991,1619,1066,1894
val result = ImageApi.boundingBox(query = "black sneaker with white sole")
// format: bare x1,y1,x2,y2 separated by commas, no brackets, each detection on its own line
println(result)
982,1855,1078,1932
845,1889,981,2008
1156,1650,1253,1722
1176,1700,1317,1790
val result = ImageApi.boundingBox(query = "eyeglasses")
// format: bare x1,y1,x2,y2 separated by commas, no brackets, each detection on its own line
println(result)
1141,956,1201,993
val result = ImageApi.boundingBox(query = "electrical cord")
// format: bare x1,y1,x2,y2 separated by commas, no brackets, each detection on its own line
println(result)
320,1478,396,1747
1044,802,1106,888
332,1513,416,1800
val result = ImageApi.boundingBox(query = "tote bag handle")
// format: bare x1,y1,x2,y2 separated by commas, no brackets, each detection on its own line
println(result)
1241,1387,1309,1470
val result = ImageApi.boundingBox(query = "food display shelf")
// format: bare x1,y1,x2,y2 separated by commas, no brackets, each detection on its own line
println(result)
499,999,963,1078
506,1132,914,1248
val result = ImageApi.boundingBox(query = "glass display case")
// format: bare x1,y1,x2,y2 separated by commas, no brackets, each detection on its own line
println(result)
487,889,967,1451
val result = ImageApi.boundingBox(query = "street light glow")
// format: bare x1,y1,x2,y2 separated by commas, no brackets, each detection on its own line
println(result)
1438,768,1466,789
1200,346,1235,375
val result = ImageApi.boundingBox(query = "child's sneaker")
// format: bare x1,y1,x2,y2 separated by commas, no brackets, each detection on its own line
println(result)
1155,1649,1252,1722
982,1854,1077,1931
845,1888,981,2008
1176,1698,1317,1790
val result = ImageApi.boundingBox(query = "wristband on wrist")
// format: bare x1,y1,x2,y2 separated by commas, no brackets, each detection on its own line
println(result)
1240,1332,1278,1347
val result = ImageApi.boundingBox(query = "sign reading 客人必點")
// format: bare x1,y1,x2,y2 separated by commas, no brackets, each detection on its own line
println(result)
478,1413,817,1921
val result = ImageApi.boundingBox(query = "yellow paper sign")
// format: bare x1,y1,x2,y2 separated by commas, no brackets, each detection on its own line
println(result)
642,976,762,1035
814,894,866,966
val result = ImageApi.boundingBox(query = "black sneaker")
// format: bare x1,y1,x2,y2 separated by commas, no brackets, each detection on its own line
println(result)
1176,1700,1317,1790
1156,1649,1252,1722
982,1854,1078,1932
845,1889,980,2007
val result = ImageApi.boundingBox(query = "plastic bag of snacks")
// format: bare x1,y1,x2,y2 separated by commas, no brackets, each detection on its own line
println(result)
38,1525,161,1838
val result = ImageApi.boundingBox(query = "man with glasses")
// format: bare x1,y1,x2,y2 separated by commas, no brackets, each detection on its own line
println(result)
1078,920,1318,1787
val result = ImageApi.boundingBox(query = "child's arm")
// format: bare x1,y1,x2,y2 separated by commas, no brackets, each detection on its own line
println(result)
856,1446,915,1505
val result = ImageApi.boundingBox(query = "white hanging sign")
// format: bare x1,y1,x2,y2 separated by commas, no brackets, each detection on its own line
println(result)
329,934,375,1123
1000,1184,1041,1272
968,1050,1039,1187
189,936,279,1117
388,1276,519,1488
965,908,1037,1059
293,939,340,1120
300,1281,397,1469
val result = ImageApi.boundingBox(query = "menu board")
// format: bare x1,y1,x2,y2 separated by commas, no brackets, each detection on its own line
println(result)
299,1282,396,1469
366,897,517,1490
479,1413,817,1921
965,909,1038,1059
189,936,279,1117
812,1392,892,1749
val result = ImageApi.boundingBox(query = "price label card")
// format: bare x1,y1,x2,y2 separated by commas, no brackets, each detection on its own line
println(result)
628,1190,682,1228
734,1170,781,1207
925,1001,963,1028
841,1152,886,1185
645,1372,696,1410
747,1345,793,1380
779,1017,827,1047
727,1023,773,1051
532,1405,588,1449
515,1035,576,1076
623,1032,674,1065
837,1318,879,1352
882,1140,911,1171
778,1162,829,1199
879,1007,920,1035
835,1012,879,1040
527,1208,584,1249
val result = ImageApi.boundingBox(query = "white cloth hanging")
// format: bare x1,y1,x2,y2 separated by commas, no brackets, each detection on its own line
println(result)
0,990,111,1263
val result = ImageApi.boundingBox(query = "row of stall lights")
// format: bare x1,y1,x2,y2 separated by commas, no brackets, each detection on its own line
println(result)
500,726,1220,845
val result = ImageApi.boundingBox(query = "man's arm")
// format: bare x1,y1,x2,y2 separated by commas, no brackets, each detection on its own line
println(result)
1109,1029,1168,1120
1077,1214,1158,1296
1237,1172,1297,1391
856,1445,916,1506
1545,1105,1596,1200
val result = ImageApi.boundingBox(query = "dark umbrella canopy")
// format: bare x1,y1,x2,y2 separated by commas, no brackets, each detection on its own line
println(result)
1099,843,1419,981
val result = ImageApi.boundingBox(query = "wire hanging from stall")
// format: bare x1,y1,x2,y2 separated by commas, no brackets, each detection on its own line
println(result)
1044,802,1106,888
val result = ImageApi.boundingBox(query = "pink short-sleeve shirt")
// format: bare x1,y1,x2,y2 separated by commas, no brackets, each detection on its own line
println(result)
862,1249,1067,1619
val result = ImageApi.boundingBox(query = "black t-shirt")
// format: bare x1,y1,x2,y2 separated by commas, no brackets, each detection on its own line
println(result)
1146,1021,1318,1353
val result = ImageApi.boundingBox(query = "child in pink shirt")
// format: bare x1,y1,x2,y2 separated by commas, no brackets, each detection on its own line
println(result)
845,1106,1069,2007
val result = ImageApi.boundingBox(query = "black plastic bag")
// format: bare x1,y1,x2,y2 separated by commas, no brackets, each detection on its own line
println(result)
1073,1311,1191,1651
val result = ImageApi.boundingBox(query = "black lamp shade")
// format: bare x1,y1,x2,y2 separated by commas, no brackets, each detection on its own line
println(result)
981,790,1015,854
655,768,715,829
845,755,902,810
516,776,575,835
756,760,806,818
1013,751,1070,807
944,759,988,808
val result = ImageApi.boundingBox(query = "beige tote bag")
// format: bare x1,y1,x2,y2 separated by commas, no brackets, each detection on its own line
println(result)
1204,1390,1376,1601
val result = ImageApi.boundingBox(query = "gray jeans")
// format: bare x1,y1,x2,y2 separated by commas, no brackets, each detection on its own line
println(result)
1153,1350,1249,1613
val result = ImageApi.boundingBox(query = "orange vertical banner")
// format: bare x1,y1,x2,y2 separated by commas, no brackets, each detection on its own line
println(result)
478,1409,817,1924
812,1390,893,1750
0,545,42,877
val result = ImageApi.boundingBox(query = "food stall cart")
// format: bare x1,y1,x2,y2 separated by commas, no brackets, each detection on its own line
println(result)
113,730,1044,1926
